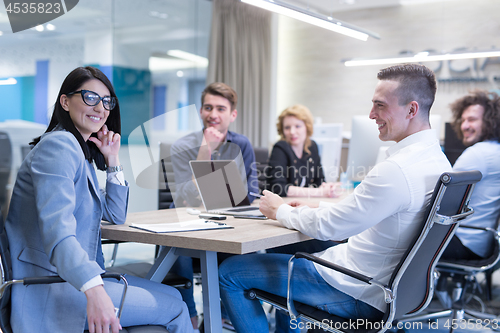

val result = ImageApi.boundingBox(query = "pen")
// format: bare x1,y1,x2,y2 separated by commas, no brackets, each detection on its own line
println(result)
250,192,263,198
205,220,227,226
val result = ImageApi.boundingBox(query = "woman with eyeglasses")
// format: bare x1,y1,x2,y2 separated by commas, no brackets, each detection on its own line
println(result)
5,67,192,333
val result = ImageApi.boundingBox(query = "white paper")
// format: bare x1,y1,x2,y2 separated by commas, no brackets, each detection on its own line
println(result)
130,219,233,233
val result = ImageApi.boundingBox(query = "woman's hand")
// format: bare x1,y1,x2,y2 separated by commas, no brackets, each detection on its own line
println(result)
89,125,121,167
85,285,122,333
320,182,340,198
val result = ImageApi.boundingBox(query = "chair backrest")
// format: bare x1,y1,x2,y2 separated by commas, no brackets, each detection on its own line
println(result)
0,133,12,212
158,142,176,209
253,147,269,193
0,208,13,333
385,170,482,323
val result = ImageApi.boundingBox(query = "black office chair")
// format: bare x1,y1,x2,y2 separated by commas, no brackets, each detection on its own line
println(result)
403,213,500,332
0,209,169,333
247,171,482,333
0,132,12,215
253,146,269,193
158,142,176,209
443,122,466,166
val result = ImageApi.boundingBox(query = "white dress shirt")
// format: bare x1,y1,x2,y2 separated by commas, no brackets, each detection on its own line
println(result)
276,130,452,311
453,140,500,257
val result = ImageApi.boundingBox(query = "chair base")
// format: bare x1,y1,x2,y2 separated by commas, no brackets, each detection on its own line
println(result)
400,308,499,333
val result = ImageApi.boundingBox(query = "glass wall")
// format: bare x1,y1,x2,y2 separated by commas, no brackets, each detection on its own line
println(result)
0,0,211,136
0,0,212,212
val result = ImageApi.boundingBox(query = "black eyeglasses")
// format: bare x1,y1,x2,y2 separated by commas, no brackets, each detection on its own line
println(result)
66,90,117,111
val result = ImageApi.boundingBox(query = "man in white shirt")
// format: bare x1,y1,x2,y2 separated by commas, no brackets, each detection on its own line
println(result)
218,64,452,333
441,90,500,260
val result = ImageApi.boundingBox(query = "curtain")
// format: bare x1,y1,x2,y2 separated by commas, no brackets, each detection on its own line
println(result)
207,0,272,148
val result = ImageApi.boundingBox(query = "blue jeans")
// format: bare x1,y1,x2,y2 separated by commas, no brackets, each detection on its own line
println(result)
85,274,193,333
219,253,383,333
171,253,233,319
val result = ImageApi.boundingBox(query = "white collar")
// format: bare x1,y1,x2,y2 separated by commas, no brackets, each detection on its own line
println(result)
386,129,437,157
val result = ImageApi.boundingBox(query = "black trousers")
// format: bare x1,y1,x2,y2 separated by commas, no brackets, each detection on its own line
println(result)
441,235,482,261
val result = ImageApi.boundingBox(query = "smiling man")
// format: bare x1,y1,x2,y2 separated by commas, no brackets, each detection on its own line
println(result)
440,90,500,261
218,64,452,333
171,82,258,208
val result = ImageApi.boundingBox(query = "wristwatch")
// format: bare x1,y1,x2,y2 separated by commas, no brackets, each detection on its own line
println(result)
107,165,123,173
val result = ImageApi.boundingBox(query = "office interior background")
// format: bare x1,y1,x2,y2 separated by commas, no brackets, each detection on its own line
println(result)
0,0,499,214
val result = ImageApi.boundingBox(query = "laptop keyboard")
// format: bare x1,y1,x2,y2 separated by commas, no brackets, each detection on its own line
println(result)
228,206,260,212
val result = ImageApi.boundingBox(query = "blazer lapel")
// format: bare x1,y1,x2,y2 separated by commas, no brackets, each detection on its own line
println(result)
85,161,101,207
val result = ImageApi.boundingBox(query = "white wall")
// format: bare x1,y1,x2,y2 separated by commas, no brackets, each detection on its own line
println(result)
276,0,500,138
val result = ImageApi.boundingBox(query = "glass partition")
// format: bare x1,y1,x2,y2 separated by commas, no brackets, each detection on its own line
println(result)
0,0,211,135
0,0,212,212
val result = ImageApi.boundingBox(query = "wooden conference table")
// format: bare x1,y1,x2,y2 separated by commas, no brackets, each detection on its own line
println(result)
101,195,346,333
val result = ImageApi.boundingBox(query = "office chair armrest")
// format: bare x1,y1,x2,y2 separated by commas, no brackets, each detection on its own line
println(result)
458,224,500,238
295,252,372,283
22,272,123,285
285,252,394,319
19,273,128,319
433,207,474,225
22,275,66,284
294,252,394,302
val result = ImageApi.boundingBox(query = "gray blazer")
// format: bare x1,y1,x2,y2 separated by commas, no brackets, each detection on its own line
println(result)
5,129,129,332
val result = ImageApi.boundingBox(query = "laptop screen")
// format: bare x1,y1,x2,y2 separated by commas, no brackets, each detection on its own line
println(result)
190,160,250,211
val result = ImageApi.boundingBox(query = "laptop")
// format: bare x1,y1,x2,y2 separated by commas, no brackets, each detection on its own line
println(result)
189,160,265,217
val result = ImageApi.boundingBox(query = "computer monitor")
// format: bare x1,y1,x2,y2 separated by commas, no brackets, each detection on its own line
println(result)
429,114,442,143
346,116,391,181
311,123,343,182
347,115,443,182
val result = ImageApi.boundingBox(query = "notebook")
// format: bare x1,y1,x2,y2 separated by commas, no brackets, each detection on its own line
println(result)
189,160,265,217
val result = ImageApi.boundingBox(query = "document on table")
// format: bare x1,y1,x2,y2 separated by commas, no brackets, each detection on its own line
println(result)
130,219,233,233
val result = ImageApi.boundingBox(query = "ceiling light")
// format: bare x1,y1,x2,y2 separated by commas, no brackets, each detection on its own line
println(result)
0,31,3,36
35,25,44,32
177,71,184,77
149,51,208,71
167,50,209,67
241,0,380,41
46,24,56,31
0,78,17,85
344,49,500,67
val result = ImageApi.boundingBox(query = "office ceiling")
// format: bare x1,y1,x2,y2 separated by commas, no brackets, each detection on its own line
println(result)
284,0,399,14
276,0,458,14
0,0,210,45
0,0,459,34
0,0,458,48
